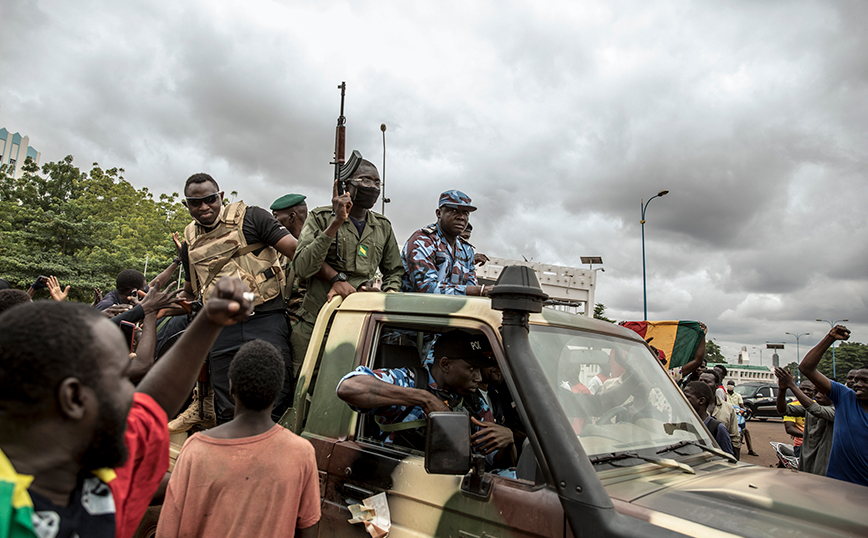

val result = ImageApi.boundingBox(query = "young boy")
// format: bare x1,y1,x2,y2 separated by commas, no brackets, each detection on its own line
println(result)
683,381,734,456
157,340,320,537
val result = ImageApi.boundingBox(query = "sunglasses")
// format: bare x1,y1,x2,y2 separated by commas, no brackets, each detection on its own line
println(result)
185,193,221,206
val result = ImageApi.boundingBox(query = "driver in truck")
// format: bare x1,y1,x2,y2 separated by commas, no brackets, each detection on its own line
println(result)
336,329,516,468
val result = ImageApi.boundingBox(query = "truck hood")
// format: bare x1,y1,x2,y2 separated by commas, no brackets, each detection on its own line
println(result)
608,462,868,537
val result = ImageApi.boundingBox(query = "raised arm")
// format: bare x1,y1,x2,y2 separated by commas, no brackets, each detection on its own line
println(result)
136,277,254,417
128,310,158,384
681,323,707,377
294,188,351,279
798,325,850,396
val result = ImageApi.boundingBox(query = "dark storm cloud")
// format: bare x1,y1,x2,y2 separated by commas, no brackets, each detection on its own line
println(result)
3,0,868,362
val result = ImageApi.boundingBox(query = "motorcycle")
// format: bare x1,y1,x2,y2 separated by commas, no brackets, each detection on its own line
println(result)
769,441,799,469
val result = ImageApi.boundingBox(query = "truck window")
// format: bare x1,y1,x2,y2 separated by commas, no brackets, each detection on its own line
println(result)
527,324,716,458
353,323,527,474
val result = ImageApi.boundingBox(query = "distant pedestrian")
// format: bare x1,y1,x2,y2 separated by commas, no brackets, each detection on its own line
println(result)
683,381,734,456
700,370,741,458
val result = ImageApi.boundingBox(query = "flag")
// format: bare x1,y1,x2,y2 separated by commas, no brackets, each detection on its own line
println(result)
620,320,705,369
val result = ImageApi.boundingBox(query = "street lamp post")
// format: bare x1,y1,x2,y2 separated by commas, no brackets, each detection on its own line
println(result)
641,190,669,321
816,318,848,380
785,332,810,382
752,346,763,367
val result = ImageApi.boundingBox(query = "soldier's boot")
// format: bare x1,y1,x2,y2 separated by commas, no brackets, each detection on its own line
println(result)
168,387,216,433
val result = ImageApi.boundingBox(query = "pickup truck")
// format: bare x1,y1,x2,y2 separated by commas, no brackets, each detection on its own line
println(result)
145,266,868,537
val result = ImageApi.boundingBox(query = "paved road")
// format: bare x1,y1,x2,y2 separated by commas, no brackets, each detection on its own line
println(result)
738,418,792,468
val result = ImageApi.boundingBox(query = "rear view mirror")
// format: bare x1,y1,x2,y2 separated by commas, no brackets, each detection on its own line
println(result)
425,412,471,475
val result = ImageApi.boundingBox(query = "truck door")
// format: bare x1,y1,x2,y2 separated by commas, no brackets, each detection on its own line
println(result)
314,315,566,537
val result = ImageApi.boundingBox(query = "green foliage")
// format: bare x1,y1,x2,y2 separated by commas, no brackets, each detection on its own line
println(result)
816,341,868,382
0,155,188,302
705,339,725,363
593,303,615,323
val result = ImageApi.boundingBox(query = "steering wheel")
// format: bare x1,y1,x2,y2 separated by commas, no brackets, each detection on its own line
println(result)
596,405,630,425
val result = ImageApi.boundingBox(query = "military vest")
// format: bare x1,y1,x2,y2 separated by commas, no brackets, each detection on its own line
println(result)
183,201,284,306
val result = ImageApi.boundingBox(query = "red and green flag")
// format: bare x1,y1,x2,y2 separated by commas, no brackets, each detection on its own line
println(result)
620,320,705,369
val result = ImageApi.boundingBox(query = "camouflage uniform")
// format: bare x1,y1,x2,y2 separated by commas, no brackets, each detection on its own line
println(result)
338,365,496,450
401,223,478,294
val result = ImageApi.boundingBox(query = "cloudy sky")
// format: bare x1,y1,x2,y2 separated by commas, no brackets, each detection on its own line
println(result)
3,0,866,366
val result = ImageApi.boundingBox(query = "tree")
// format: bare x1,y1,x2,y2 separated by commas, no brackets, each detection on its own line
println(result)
705,339,725,363
816,341,868,382
0,155,188,301
593,303,615,323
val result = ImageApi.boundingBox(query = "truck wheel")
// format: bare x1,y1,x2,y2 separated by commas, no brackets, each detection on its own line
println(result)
132,506,161,538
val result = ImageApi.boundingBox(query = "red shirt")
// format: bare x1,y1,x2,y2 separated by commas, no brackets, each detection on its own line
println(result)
110,392,169,538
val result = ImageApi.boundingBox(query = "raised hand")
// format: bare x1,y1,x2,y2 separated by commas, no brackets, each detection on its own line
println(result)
774,367,795,389
830,325,850,341
201,277,255,326
172,231,184,255
139,283,183,315
91,287,103,306
332,179,353,222
46,276,70,301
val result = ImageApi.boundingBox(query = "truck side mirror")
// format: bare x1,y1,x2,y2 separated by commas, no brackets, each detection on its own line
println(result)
425,412,471,475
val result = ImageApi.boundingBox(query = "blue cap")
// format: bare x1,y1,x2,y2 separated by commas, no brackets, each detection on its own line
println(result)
438,190,477,212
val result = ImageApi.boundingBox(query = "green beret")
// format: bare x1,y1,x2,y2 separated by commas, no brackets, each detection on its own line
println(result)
270,194,306,210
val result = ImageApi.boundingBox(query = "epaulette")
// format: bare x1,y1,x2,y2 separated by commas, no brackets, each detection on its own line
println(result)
421,225,437,234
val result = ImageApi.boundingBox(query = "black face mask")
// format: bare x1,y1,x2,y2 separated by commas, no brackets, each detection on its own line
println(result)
351,185,380,209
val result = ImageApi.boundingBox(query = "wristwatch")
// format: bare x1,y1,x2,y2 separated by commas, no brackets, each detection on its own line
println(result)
330,272,348,285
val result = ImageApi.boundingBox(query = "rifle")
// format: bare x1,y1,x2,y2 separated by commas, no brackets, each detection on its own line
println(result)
333,82,347,195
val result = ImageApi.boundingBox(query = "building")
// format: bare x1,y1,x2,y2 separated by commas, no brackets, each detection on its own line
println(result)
725,364,774,385
0,128,41,179
476,257,597,316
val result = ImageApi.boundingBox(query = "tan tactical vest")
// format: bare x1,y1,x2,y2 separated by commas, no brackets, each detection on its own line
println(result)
183,201,284,306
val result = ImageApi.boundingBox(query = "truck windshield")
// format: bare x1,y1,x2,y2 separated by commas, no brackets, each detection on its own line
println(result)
528,324,715,458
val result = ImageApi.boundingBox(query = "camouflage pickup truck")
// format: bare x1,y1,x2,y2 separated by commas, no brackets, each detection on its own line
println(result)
152,266,868,537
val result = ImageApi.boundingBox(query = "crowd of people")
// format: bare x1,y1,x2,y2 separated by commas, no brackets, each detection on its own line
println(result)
1,149,866,537
0,150,495,537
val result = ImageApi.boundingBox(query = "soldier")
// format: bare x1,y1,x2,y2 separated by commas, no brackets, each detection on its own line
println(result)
292,152,404,367
401,190,486,295
270,193,312,377
173,173,297,429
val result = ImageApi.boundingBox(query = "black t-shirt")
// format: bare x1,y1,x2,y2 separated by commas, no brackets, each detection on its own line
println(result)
30,474,116,538
181,206,289,307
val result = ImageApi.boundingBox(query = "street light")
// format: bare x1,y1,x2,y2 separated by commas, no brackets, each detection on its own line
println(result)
752,346,763,366
641,189,669,321
785,332,810,381
816,318,848,380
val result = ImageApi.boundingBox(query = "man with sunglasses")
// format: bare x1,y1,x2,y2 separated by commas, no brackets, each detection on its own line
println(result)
401,190,485,296
176,173,298,428
292,152,404,370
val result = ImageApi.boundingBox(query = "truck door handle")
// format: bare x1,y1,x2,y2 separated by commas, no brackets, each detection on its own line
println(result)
341,483,374,500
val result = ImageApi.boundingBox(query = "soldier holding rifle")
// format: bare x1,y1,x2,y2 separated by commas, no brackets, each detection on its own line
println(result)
291,83,404,367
